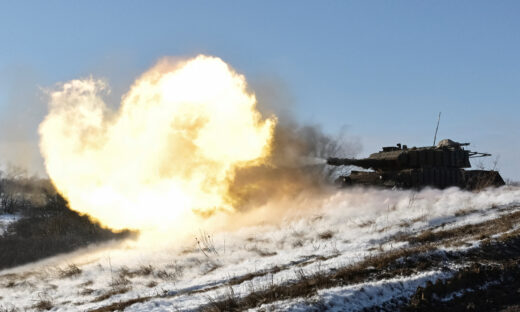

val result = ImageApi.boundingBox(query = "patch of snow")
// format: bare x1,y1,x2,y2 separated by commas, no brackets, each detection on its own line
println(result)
0,213,19,235
250,270,453,312
0,186,519,311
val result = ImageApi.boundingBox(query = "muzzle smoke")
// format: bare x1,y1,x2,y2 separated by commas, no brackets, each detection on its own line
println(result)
38,55,357,234
226,123,358,211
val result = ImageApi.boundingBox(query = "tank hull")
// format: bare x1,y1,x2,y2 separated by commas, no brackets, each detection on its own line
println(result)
329,139,505,191
336,169,505,190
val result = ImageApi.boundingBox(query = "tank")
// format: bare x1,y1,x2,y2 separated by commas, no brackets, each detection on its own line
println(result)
327,139,505,190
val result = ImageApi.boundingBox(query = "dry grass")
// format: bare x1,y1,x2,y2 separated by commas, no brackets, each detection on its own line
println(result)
405,209,520,246
59,264,82,278
409,214,428,224
79,288,95,296
247,245,277,257
155,269,179,280
292,239,304,248
196,231,219,258
33,300,53,311
109,276,131,288
454,207,479,217
201,209,520,311
90,206,520,312
201,244,437,311
0,305,19,312
88,296,152,312
405,260,520,311
180,247,196,255
79,280,93,287
91,287,131,303
205,286,241,312
87,269,134,302
92,222,508,312
4,280,16,288
203,261,222,275
356,219,375,228
146,281,158,288
136,265,154,276
318,230,334,240
117,266,131,278
112,264,155,282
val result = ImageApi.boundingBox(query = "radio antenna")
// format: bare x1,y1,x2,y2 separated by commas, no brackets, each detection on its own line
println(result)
433,112,441,146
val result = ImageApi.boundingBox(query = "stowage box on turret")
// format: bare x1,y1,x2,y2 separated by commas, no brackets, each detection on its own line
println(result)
327,139,505,190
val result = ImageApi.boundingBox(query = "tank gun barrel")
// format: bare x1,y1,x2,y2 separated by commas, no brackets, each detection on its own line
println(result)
327,157,353,166
326,157,388,170
468,151,491,158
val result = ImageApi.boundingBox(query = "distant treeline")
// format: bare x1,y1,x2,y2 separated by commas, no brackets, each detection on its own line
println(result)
0,173,134,270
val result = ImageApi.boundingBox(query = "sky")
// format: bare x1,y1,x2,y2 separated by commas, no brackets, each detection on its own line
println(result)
0,1,519,180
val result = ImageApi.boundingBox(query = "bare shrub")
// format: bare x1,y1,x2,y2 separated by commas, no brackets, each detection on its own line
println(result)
196,231,219,258
155,263,184,280
155,269,178,280
117,266,131,278
294,267,307,280
0,170,53,215
292,239,304,248
135,264,154,276
205,286,240,312
109,276,130,288
202,261,222,274
0,193,22,215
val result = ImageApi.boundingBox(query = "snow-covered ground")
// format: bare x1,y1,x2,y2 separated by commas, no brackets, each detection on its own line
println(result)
1,186,519,311
0,214,19,236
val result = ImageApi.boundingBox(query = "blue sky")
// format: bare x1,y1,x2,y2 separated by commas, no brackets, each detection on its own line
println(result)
1,1,519,179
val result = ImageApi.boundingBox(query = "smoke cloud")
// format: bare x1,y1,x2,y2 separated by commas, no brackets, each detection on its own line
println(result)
227,75,361,212
20,54,362,241
227,122,361,211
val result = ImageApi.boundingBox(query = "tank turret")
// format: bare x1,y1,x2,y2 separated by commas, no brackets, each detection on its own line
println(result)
327,139,504,190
